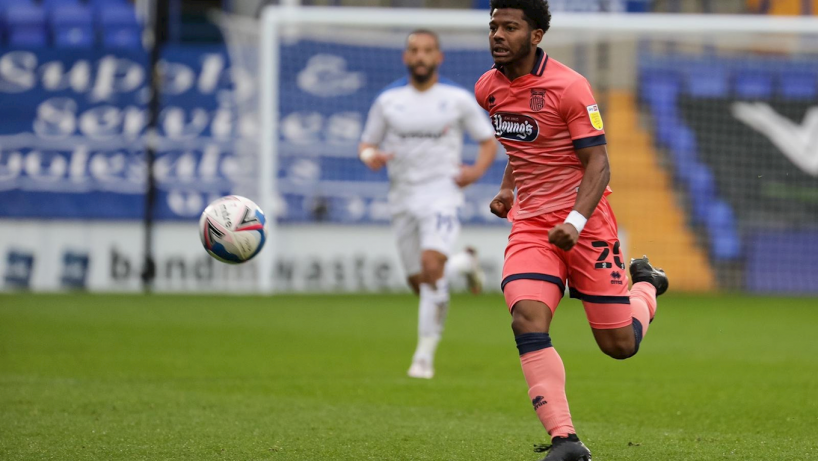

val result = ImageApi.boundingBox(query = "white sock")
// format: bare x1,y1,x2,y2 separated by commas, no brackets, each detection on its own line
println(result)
413,279,450,365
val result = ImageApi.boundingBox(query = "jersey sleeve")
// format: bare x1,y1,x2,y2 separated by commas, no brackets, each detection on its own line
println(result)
473,75,490,111
459,91,495,142
558,78,607,150
360,96,387,145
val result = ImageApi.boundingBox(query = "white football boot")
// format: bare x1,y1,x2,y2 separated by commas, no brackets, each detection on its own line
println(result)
407,358,434,379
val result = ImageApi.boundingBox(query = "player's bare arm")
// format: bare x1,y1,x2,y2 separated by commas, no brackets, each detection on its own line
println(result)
548,144,610,251
456,138,498,188
490,159,515,218
358,142,394,171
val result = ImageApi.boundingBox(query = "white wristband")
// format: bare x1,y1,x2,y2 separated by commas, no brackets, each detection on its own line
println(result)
359,147,376,162
564,210,588,234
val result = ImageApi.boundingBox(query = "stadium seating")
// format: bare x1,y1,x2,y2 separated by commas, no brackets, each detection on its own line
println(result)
687,64,730,98
0,0,33,7
6,4,47,47
734,70,775,99
746,231,817,293
687,163,716,223
89,0,131,9
50,4,94,48
0,0,142,48
780,72,818,99
639,55,818,261
42,0,81,7
666,127,697,182
98,4,141,49
705,200,740,261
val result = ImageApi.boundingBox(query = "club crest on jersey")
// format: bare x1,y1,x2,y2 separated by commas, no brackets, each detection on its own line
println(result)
492,113,539,142
587,104,604,130
529,88,546,111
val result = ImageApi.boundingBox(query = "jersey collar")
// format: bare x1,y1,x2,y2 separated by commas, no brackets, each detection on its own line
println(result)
531,48,548,76
493,48,548,77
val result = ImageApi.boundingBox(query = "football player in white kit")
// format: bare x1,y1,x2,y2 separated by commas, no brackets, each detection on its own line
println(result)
359,30,498,379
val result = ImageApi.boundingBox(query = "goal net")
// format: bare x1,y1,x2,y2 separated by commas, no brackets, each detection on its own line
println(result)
236,7,818,294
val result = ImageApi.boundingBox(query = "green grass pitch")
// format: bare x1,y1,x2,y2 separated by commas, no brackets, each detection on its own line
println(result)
1,293,817,460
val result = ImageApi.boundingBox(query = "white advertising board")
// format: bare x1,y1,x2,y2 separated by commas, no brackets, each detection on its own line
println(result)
0,221,510,293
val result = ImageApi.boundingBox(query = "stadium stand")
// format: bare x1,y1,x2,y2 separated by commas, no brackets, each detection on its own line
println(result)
42,0,81,7
6,3,47,47
98,4,142,49
606,91,715,291
639,53,818,267
50,4,94,48
0,0,141,48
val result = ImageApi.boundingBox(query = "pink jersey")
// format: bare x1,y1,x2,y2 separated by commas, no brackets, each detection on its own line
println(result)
475,49,611,221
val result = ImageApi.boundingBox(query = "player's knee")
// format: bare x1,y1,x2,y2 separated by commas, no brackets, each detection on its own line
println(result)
511,316,538,336
599,337,637,360
407,276,421,295
510,302,550,336
420,252,445,283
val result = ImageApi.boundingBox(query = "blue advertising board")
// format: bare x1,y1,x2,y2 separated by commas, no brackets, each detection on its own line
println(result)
0,46,239,220
0,43,505,223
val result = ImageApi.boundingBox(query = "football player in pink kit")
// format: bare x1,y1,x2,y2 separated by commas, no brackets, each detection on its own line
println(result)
475,1,669,460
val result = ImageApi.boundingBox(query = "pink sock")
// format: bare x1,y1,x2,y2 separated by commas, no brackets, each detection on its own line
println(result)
517,333,574,438
630,282,657,338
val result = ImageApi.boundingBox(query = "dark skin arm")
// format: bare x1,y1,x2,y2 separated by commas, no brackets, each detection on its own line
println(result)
489,159,515,218
489,145,610,251
547,144,611,251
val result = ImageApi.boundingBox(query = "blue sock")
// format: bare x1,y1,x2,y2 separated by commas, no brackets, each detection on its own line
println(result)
630,317,644,357
515,332,552,356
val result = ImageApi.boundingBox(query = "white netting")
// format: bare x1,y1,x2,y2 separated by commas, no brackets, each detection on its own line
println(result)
210,11,263,201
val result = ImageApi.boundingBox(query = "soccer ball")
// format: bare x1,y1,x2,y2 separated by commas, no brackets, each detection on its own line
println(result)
199,195,267,264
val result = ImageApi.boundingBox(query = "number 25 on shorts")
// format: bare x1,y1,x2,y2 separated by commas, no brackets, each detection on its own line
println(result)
592,240,624,270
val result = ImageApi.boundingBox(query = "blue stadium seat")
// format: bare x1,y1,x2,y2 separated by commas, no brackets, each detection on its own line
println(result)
711,232,741,261
102,28,141,49
706,200,740,260
643,75,681,112
50,4,94,48
89,0,129,8
0,0,33,8
686,66,730,98
642,73,682,148
6,4,47,47
668,127,698,181
42,0,80,7
97,4,142,49
734,70,774,99
688,162,716,223
652,116,679,148
705,200,735,233
97,4,139,27
746,231,817,293
779,72,818,99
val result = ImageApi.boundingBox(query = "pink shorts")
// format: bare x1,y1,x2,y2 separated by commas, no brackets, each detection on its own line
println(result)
502,197,632,330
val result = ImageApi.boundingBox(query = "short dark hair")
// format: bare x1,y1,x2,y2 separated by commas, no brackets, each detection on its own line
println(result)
489,0,551,33
406,29,440,49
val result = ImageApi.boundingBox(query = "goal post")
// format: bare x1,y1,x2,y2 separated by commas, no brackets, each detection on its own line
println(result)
254,7,818,294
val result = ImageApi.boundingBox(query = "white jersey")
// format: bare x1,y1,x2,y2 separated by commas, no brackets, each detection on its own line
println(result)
360,77,495,214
